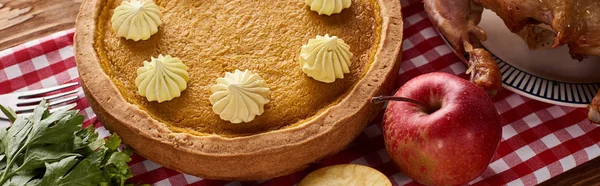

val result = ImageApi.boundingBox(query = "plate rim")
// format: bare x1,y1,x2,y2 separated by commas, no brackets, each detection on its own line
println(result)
436,29,600,108
495,56,600,108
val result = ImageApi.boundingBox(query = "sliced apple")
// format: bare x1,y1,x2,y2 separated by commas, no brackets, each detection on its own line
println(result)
298,164,391,186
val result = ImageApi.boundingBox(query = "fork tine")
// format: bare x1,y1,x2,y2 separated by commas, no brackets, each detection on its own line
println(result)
18,82,79,98
18,89,79,105
15,95,79,112
48,104,76,113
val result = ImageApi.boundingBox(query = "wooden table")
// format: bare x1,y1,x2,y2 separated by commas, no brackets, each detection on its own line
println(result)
0,0,597,185
0,0,80,51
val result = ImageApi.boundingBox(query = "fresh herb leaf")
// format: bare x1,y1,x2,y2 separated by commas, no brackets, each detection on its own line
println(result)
122,147,134,157
88,137,105,152
105,134,122,151
19,145,80,171
0,155,5,170
3,117,32,161
87,146,107,168
57,159,103,186
40,156,78,186
102,151,133,186
86,130,104,152
105,151,131,174
2,170,35,186
100,135,135,186
30,114,83,146
25,179,40,186
0,105,17,122
1,103,139,186
31,101,48,123
2,117,33,182
1,103,80,184
102,166,129,186
28,105,79,146
73,126,95,151
0,129,7,154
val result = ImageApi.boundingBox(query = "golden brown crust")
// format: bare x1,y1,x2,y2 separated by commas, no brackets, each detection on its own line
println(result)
75,0,403,180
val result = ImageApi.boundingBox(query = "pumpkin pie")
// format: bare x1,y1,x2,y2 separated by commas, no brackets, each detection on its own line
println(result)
75,0,403,180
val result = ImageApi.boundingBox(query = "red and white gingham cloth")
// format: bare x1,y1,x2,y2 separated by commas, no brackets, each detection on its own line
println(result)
1,0,599,185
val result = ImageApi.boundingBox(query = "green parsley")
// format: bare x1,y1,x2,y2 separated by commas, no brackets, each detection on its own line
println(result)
0,100,140,186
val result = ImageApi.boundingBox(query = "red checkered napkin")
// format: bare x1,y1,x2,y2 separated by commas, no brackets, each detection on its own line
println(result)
1,0,599,185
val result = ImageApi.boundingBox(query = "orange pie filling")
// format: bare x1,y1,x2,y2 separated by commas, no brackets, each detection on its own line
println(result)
94,0,383,137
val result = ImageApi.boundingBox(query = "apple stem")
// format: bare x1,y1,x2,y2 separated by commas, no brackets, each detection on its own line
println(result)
371,96,428,108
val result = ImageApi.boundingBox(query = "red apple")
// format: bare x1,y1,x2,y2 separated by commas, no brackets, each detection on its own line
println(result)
380,72,502,186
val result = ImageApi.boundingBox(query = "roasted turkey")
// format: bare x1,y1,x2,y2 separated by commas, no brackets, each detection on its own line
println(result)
423,0,600,124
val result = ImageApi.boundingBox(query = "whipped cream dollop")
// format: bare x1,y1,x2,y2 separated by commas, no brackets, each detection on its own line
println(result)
209,69,271,124
299,34,353,83
135,55,189,103
111,0,162,41
305,0,352,16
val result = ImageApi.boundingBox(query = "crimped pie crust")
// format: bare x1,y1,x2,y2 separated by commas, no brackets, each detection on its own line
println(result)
75,0,403,180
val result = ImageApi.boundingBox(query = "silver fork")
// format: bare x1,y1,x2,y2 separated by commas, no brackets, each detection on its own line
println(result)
0,82,80,120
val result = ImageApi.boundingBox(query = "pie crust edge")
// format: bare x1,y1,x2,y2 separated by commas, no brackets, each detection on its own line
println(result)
74,0,403,180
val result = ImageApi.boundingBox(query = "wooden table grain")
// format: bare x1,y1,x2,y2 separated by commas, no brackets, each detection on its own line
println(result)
0,0,81,51
0,0,597,185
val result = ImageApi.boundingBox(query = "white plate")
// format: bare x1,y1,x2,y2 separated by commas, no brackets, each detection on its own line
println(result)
475,9,600,107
